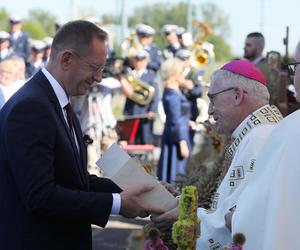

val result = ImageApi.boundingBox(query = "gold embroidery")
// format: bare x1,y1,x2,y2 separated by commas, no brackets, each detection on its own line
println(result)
225,105,282,161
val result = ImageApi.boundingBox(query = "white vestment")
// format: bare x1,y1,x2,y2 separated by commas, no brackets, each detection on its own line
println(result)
196,105,282,249
233,109,300,250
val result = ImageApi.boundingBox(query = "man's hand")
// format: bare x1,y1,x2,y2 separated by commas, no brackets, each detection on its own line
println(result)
161,181,180,197
120,184,164,218
178,79,193,90
147,111,154,120
151,206,179,232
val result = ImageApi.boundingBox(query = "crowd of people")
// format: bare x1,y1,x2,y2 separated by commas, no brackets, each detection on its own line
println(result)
0,14,299,250
0,16,206,181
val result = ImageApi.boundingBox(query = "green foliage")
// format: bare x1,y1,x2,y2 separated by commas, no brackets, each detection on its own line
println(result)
199,2,233,61
128,2,190,49
0,8,10,31
0,8,57,39
172,186,200,250
199,2,230,37
27,9,56,37
102,14,120,24
22,20,46,39
206,34,233,61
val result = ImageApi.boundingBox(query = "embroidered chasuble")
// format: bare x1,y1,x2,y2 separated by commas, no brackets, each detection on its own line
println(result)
196,105,282,250
232,109,300,250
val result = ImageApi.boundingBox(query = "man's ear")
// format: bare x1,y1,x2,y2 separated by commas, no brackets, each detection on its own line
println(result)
60,51,73,71
233,87,245,105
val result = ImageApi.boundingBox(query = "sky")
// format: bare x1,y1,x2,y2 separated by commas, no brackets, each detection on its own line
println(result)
1,0,299,56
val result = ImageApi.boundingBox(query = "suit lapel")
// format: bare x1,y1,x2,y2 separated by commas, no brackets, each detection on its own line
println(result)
35,70,87,184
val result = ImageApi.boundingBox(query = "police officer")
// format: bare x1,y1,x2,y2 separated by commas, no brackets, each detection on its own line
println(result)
0,31,14,62
161,24,181,59
136,23,162,73
123,49,159,145
175,49,202,147
42,36,53,64
8,15,31,61
25,40,46,78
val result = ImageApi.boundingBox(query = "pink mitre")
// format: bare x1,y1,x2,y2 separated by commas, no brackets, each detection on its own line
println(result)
221,59,267,85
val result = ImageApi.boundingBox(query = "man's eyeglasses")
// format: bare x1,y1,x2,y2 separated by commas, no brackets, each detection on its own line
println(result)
208,87,248,105
72,51,105,74
287,62,300,76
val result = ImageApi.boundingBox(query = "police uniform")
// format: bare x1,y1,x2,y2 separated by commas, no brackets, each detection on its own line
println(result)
123,49,159,144
26,40,46,78
176,49,202,147
42,36,53,64
0,31,14,62
136,24,162,72
161,24,182,59
9,16,31,61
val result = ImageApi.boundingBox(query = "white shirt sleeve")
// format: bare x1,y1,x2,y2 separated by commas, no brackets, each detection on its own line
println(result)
110,193,121,214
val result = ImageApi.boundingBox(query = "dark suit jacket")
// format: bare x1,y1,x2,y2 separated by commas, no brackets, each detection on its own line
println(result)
0,70,122,250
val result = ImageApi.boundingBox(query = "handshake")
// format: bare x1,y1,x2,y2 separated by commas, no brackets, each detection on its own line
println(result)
119,181,180,231
97,144,180,222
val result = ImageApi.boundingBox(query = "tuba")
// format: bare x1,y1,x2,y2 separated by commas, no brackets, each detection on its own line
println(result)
120,33,155,106
189,19,215,67
126,74,155,106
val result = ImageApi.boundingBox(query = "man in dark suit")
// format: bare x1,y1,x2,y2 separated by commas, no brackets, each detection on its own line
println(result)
0,20,162,250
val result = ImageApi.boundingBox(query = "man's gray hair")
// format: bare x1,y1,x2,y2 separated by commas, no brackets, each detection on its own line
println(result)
211,69,270,103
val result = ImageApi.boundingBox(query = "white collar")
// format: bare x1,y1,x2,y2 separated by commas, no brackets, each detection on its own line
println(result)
41,67,68,109
252,56,264,65
0,48,9,58
12,30,21,39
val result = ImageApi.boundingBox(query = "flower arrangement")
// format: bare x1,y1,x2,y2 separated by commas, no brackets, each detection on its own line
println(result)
144,224,169,250
172,186,200,250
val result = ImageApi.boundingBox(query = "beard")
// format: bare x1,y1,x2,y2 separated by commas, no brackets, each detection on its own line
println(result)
243,51,257,61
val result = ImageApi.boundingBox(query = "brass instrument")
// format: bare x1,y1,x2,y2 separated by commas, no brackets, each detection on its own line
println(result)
120,33,155,106
190,19,215,67
121,32,143,58
126,74,155,106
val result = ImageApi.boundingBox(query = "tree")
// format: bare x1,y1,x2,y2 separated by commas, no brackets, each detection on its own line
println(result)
22,20,47,39
198,2,233,61
0,8,10,32
27,9,57,37
127,2,190,49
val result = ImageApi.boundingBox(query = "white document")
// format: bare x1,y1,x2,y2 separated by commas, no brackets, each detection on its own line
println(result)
96,143,178,211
